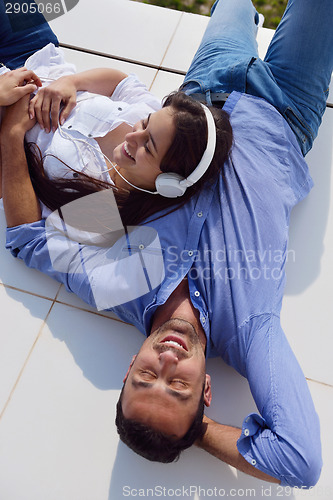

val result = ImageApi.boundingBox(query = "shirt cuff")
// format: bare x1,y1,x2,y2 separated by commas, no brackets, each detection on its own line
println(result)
237,413,282,482
6,220,45,256
237,413,266,466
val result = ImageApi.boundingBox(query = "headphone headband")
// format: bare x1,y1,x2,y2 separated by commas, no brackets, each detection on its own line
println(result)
180,104,217,188
154,103,217,197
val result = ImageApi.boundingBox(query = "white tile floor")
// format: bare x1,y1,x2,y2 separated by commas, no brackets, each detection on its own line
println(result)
49,0,183,68
0,1,332,499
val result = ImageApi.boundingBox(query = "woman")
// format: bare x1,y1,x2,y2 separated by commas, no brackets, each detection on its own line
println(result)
0,42,233,226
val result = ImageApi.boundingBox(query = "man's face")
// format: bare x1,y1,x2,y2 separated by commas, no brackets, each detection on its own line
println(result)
121,318,211,439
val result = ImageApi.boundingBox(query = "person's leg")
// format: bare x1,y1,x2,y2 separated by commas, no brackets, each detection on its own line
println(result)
0,0,58,69
182,0,261,102
246,0,333,154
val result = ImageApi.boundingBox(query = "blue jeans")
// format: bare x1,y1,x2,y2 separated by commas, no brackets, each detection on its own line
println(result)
182,0,333,155
0,0,58,69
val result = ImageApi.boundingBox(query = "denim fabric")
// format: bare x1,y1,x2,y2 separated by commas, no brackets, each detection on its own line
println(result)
182,0,333,155
0,0,58,68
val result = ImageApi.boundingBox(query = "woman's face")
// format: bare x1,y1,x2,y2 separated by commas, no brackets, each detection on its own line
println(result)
112,107,175,191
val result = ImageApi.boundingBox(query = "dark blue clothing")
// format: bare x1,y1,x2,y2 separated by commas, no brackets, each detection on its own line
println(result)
0,0,58,68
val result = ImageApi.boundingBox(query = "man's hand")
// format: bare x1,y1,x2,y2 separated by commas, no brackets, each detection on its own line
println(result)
0,68,42,106
29,74,77,133
1,94,41,227
196,416,280,484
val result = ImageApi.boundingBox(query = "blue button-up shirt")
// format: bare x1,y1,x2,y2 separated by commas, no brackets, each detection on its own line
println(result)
6,92,322,487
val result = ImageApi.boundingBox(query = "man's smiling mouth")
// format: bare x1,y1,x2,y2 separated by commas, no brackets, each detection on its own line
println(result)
161,335,188,351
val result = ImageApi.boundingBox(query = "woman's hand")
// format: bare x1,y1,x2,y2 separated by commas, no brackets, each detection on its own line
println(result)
29,74,77,133
1,94,36,139
0,68,42,106
27,68,128,133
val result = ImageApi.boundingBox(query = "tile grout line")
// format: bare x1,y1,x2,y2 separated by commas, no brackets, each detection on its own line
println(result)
0,290,60,422
59,43,187,76
149,12,184,91
2,280,132,329
306,377,333,389
54,297,130,325
0,282,56,302
158,10,184,72
54,282,63,301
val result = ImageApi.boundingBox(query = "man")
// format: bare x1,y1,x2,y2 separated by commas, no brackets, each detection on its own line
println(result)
1,0,332,489
0,67,41,106
114,0,331,487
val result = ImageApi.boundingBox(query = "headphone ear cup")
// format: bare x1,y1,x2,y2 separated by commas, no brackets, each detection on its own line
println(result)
155,172,187,198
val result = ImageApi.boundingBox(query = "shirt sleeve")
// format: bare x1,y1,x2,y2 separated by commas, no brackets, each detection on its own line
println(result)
235,314,322,488
0,66,10,75
111,73,161,110
5,215,165,311
6,220,97,307
0,67,10,124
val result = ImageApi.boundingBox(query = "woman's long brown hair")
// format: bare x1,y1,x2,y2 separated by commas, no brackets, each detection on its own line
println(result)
25,91,233,226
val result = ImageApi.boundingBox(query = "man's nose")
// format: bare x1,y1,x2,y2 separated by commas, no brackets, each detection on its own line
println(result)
159,350,178,375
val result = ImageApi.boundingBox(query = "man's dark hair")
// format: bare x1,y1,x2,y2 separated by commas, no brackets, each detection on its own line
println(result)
115,384,206,463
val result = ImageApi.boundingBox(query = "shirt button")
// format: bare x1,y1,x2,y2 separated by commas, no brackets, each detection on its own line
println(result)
88,133,93,137
139,244,145,250
244,429,250,436
188,250,194,257
67,125,72,129
194,291,200,297
251,459,257,466
197,211,203,217
73,173,79,178
118,107,122,111
202,318,206,324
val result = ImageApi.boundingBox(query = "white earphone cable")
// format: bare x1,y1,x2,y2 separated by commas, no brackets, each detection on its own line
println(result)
57,122,116,174
57,121,158,194
55,101,215,197
39,77,216,197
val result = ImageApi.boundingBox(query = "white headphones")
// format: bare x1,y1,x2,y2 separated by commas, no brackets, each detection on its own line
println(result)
154,104,217,198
